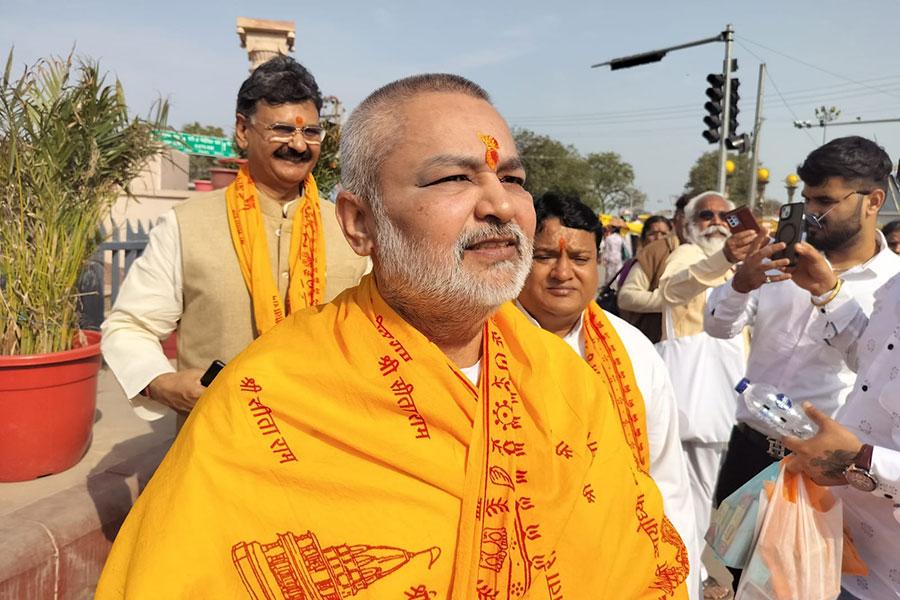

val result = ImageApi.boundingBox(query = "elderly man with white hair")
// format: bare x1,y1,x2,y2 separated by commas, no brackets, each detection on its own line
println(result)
654,190,758,596
95,73,689,599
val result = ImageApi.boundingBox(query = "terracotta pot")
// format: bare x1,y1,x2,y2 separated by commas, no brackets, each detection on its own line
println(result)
209,167,238,190
193,179,214,192
0,330,101,481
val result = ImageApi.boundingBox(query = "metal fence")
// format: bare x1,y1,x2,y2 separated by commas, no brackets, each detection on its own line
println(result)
78,221,152,330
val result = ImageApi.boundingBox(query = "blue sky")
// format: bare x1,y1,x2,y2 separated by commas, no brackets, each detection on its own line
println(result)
2,0,898,210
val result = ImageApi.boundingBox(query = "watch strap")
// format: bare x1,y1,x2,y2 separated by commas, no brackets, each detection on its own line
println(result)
854,444,874,471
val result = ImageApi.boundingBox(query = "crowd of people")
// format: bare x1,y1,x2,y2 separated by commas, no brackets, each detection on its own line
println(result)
92,55,900,599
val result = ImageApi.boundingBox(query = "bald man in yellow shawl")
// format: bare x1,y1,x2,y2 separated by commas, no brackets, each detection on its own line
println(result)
97,74,688,599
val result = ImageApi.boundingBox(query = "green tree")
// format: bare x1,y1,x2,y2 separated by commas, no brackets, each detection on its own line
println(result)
513,128,589,201
312,119,341,198
583,151,643,213
182,121,225,181
685,151,759,207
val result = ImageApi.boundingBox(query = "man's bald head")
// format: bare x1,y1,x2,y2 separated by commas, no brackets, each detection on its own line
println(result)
340,73,491,208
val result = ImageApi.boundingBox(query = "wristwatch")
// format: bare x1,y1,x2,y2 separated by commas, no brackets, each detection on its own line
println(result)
844,444,878,492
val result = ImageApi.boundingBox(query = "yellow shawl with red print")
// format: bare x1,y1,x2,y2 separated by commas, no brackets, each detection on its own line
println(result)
97,276,687,599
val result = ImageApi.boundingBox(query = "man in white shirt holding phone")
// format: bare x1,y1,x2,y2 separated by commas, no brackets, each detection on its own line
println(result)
703,136,900,591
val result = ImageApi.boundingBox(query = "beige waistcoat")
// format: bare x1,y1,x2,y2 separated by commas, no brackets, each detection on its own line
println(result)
174,187,368,371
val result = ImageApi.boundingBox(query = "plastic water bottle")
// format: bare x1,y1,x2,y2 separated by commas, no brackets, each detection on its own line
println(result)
735,378,818,440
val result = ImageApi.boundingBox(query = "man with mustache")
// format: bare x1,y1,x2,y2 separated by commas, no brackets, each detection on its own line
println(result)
704,136,900,591
517,193,699,599
96,74,688,599
101,56,367,420
655,191,758,596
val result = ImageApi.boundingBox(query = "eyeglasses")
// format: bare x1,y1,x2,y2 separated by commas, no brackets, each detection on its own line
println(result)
251,120,326,144
696,210,729,221
804,190,870,229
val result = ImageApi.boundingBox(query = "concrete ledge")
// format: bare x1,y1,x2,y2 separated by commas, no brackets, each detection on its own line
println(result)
0,440,170,599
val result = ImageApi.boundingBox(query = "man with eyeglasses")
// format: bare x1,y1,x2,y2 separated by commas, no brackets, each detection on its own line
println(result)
704,136,900,592
653,191,759,597
101,56,368,421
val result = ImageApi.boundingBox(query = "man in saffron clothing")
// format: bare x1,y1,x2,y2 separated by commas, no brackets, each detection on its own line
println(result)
96,74,689,599
101,56,367,419
517,193,699,600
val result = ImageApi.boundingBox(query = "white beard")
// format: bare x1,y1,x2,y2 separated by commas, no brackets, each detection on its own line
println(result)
687,222,729,257
372,206,533,314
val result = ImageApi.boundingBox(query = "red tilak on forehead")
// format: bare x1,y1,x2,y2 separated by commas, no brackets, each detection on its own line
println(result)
558,237,567,251
477,133,500,171
294,116,305,126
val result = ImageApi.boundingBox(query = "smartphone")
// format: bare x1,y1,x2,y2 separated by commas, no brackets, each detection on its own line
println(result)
771,202,806,266
723,206,762,234
200,359,226,387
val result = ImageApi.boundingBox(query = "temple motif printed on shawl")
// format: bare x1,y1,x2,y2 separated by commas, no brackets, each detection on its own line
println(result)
231,529,441,599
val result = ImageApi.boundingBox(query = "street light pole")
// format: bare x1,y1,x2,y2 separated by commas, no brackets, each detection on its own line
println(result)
591,25,735,192
748,63,766,211
716,24,735,195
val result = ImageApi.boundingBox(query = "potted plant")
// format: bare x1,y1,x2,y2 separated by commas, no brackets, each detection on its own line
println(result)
0,51,166,481
209,157,248,189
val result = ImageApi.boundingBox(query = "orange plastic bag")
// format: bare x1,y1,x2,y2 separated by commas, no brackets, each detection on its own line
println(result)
735,463,843,600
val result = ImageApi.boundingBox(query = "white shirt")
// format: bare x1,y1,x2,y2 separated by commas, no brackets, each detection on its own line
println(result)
459,362,481,385
516,303,700,600
704,233,900,432
815,272,900,599
100,210,184,420
102,201,314,421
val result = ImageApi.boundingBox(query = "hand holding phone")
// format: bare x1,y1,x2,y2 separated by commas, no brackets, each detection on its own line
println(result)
723,206,762,235
200,360,226,387
771,202,806,266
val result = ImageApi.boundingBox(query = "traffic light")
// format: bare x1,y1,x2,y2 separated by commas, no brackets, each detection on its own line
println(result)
726,133,751,153
728,78,740,134
702,73,726,144
724,78,752,153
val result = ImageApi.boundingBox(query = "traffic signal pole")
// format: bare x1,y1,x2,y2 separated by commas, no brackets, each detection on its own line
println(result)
591,24,737,193
717,25,735,194
748,63,767,211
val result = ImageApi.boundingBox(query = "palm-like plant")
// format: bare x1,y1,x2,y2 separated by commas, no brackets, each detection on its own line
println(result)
0,51,167,355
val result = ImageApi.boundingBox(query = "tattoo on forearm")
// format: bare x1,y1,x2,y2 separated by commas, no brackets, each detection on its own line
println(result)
809,450,858,480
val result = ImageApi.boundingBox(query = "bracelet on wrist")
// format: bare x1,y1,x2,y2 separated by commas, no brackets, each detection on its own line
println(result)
810,278,843,307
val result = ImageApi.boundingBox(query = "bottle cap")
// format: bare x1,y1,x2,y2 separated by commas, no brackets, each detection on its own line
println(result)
734,377,750,393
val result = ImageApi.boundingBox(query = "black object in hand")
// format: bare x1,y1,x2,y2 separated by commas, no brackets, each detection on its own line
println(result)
200,360,226,387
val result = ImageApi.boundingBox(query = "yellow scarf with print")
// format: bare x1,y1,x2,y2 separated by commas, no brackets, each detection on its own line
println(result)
97,276,687,599
583,301,650,471
225,165,326,334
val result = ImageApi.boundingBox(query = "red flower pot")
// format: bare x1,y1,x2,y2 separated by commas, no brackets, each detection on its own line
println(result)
0,330,101,481
193,179,214,191
209,167,238,190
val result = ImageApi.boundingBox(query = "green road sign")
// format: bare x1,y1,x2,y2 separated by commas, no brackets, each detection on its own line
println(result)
154,130,238,158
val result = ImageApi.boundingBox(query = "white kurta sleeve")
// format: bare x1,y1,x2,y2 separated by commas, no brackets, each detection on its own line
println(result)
704,279,757,340
617,263,663,313
644,348,700,600
100,210,183,420
658,245,733,306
